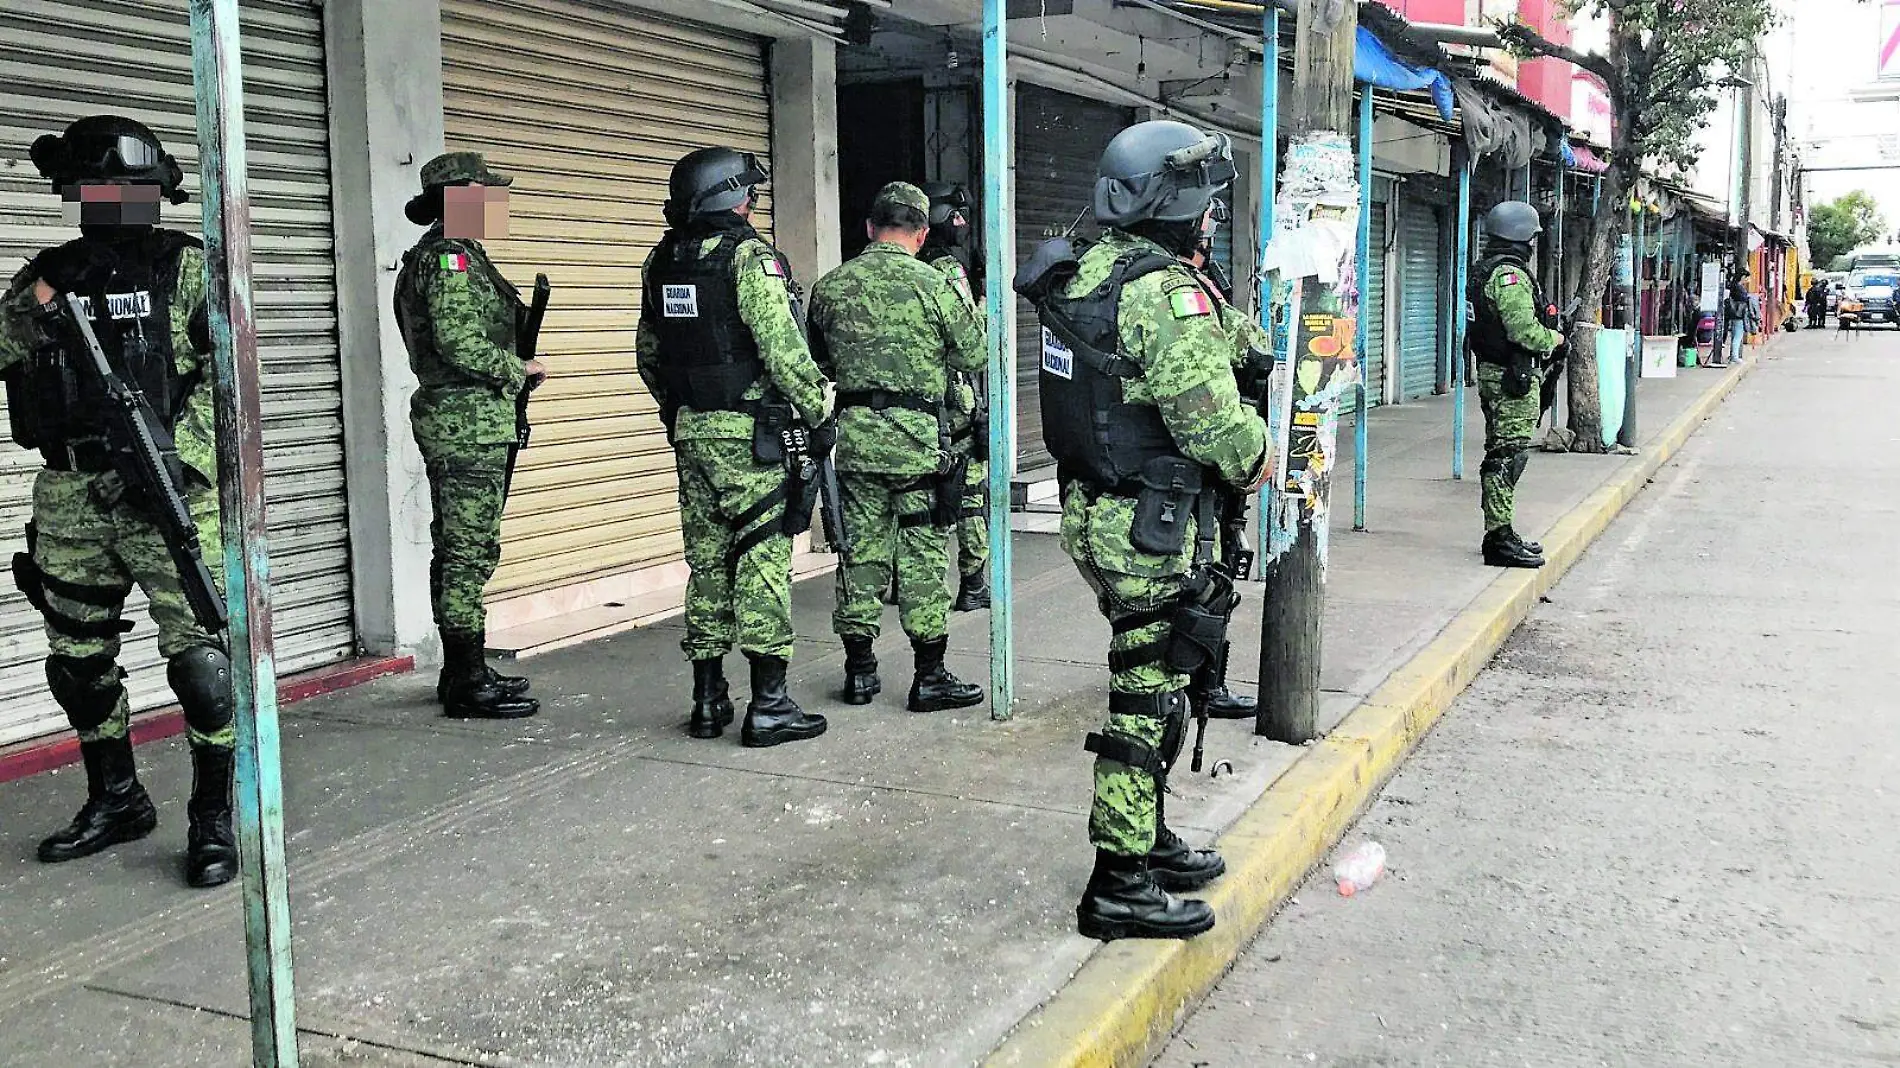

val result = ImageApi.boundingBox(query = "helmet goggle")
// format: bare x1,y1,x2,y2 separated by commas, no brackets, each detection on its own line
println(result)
64,132,168,174
1161,133,1237,191
694,152,770,211
1201,197,1231,240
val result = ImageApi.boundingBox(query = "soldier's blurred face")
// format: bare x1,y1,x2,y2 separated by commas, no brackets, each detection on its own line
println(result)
63,181,161,227
444,183,509,240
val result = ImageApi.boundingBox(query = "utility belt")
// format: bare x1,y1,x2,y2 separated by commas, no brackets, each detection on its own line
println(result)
1069,455,1218,559
838,387,967,529
38,438,114,474
1476,344,1540,399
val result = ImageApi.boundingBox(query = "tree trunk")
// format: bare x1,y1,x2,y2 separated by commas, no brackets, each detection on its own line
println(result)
1563,167,1629,455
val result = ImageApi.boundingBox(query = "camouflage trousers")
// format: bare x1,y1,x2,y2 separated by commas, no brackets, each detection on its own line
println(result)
675,437,795,661
833,472,951,642
1478,362,1541,533
1061,484,1195,858
424,445,508,638
954,459,990,578
29,469,229,747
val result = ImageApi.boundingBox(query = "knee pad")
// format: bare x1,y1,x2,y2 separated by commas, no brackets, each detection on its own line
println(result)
47,654,126,733
168,645,235,735
1507,450,1530,484
1088,691,1190,776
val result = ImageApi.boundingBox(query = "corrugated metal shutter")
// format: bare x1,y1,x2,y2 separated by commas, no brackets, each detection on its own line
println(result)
1396,196,1444,401
1363,198,1388,409
0,0,354,747
442,0,772,598
1013,84,1132,474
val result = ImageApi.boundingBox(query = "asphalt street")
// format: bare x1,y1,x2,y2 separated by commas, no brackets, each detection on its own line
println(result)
1155,330,1900,1067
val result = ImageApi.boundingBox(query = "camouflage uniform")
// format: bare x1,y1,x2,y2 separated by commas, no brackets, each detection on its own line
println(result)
808,192,986,647
0,243,224,745
395,157,527,649
2,110,238,887
928,249,991,585
1474,261,1562,534
1055,231,1268,858
634,228,829,663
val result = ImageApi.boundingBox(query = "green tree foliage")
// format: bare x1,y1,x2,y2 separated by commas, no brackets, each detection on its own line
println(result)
1807,191,1887,269
1497,0,1776,452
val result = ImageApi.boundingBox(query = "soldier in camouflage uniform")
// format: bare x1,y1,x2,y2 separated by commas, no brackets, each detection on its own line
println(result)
1467,201,1563,570
396,152,541,719
919,182,992,612
636,147,832,748
0,116,237,887
1018,121,1270,941
808,182,987,714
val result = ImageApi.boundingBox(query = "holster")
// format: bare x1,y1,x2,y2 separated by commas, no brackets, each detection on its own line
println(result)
969,405,990,463
1129,456,1204,556
751,399,793,464
1166,566,1239,676
777,420,821,537
1501,352,1536,399
933,453,971,529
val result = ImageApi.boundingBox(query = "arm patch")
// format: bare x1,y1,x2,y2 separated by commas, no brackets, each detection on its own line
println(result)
438,252,470,273
1169,287,1214,319
761,257,786,278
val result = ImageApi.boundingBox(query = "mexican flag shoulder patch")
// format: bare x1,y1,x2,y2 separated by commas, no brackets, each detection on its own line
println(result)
761,257,786,278
1168,287,1214,319
438,252,470,273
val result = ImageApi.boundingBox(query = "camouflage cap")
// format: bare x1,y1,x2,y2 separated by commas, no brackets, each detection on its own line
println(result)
417,151,512,191
872,181,931,217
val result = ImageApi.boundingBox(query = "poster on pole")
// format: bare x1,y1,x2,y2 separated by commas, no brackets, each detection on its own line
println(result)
1700,261,1721,313
1280,299,1357,503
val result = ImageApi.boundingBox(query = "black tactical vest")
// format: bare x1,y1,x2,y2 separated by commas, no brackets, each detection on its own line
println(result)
644,217,787,413
1466,251,1547,368
1035,248,1199,493
7,230,194,470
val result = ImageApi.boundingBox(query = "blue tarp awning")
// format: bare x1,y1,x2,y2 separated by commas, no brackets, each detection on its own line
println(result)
1355,26,1454,122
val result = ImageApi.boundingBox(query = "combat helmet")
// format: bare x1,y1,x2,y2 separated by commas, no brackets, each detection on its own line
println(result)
666,148,769,227
30,115,188,204
921,181,972,246
1482,200,1543,244
1093,119,1235,228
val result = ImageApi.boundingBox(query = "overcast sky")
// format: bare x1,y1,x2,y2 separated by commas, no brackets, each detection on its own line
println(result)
1782,0,1900,227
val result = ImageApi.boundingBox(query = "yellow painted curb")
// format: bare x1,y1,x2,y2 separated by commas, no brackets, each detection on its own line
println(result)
983,358,1757,1068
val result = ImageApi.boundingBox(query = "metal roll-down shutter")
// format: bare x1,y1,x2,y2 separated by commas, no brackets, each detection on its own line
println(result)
442,0,774,598
0,0,355,746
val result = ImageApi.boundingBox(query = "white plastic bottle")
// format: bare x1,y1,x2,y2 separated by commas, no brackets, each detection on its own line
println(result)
1332,841,1386,896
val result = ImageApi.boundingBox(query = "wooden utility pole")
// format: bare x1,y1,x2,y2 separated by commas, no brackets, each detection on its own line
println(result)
1258,0,1360,744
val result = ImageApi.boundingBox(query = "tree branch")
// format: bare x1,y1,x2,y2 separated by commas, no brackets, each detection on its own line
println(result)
1496,20,1619,87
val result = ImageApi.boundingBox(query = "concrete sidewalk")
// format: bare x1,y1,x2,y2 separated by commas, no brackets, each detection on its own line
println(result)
0,361,1738,1067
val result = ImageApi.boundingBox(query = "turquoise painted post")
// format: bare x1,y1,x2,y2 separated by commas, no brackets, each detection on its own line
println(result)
983,0,1014,720
1452,151,1472,480
187,1,298,1064
1254,2,1281,568
1352,86,1372,532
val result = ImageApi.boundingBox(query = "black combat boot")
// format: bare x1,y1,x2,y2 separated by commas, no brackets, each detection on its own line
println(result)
439,632,540,719
906,636,984,713
37,735,159,863
1147,792,1226,891
1075,850,1216,941
952,570,991,612
740,654,827,748
435,630,529,703
1482,527,1545,569
688,657,735,739
184,744,239,888
1197,682,1256,721
841,636,881,705
1501,525,1543,556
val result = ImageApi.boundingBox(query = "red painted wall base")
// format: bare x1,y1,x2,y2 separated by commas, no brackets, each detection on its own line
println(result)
0,654,415,786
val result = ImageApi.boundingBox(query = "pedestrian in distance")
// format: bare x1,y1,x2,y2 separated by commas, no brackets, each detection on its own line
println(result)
808,182,988,714
395,152,542,721
636,147,833,747
918,181,994,614
1,115,238,887
1016,120,1271,941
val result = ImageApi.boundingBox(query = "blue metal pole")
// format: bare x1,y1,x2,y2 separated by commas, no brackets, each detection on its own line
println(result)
982,0,1014,719
1353,86,1371,532
1255,2,1281,568
187,1,298,1064
1452,151,1472,481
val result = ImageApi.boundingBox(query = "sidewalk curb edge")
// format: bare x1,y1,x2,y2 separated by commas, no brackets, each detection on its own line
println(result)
982,359,1756,1068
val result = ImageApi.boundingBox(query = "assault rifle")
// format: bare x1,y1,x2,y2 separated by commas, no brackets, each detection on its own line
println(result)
59,295,226,632
1539,297,1583,419
506,273,551,499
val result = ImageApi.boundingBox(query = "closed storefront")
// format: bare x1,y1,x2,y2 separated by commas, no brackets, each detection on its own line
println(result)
441,0,773,598
1012,84,1132,474
0,0,356,746
1396,196,1445,401
1363,196,1389,409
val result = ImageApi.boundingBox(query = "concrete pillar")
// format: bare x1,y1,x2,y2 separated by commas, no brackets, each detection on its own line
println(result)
770,37,842,280
322,0,442,658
